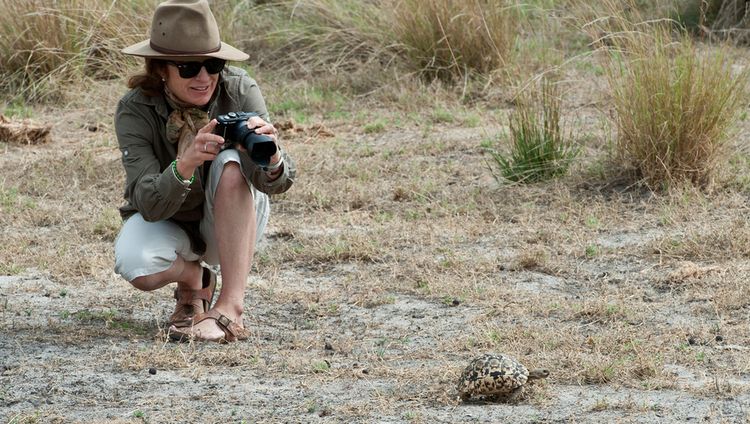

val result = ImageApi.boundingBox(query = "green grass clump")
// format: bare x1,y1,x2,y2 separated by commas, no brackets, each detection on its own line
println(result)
587,8,749,188
488,77,578,183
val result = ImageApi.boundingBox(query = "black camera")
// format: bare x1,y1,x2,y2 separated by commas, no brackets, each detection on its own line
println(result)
215,111,277,166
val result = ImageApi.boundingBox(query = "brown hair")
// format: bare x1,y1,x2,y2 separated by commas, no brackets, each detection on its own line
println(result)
127,59,167,97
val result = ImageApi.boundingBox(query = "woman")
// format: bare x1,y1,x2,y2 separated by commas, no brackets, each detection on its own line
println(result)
114,0,295,342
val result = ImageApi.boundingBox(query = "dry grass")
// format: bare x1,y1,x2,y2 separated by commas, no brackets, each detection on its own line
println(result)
582,1,750,189
391,0,519,81
3,1,750,422
0,0,154,101
240,0,523,92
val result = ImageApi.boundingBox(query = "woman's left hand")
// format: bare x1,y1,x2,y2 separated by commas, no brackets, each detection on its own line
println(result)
246,116,283,169
247,116,277,141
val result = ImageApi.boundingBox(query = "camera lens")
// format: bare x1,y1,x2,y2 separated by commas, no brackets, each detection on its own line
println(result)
242,132,277,166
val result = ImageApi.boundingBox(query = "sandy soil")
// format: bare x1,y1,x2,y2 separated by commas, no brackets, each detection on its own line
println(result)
3,266,750,423
2,80,750,423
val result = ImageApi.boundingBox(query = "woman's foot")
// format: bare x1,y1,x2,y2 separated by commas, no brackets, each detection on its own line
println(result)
169,308,248,343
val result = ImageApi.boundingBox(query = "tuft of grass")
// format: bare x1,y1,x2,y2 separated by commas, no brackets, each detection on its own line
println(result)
312,360,331,373
0,262,24,276
92,208,122,241
363,118,387,134
584,1,750,189
488,76,578,183
2,99,34,118
391,0,520,81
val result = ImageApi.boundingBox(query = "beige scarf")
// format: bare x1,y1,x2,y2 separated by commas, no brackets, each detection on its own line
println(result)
164,86,210,158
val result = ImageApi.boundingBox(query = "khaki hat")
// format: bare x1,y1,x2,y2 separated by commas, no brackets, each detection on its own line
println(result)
122,0,249,61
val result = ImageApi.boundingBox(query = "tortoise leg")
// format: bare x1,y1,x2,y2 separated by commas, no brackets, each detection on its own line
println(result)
506,386,526,403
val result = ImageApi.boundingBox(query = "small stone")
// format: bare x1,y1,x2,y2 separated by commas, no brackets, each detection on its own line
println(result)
362,369,369,375
688,336,698,345
148,367,157,375
451,299,461,306
324,341,334,351
715,335,724,343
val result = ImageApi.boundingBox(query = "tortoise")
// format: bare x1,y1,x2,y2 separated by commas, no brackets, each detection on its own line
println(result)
457,353,549,401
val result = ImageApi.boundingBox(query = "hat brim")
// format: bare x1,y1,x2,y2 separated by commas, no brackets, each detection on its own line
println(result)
122,39,249,61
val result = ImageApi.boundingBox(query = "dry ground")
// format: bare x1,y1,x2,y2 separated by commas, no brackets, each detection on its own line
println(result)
2,69,750,424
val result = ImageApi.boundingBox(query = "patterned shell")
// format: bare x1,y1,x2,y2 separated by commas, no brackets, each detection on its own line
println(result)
457,353,529,399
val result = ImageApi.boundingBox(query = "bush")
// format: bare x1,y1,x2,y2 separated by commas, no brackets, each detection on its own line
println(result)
586,5,749,188
675,0,750,42
672,0,722,32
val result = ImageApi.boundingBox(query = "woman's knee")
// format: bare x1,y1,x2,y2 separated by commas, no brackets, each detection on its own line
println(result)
130,275,157,291
218,162,248,192
129,261,179,291
115,249,178,291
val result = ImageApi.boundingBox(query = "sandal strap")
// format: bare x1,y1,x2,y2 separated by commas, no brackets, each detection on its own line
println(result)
193,309,248,342
173,267,216,306
169,267,217,328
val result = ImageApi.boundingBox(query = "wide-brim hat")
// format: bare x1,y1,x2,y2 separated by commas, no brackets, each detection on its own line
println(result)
122,0,249,61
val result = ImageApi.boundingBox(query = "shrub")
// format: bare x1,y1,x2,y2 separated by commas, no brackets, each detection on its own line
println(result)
676,0,750,42
586,9,749,188
488,76,578,183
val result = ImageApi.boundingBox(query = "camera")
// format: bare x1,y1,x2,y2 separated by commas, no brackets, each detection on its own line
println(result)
215,111,277,166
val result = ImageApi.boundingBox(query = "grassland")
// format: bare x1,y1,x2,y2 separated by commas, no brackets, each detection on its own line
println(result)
2,1,750,423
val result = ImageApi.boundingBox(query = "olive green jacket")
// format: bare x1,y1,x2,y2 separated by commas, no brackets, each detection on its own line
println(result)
114,66,295,232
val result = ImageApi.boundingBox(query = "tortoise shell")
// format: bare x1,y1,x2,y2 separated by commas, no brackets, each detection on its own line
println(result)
457,353,546,400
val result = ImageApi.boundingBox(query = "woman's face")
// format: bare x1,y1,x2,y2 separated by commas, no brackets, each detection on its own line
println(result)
162,61,219,107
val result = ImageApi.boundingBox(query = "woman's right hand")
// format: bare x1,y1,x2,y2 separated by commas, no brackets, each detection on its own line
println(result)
176,119,225,179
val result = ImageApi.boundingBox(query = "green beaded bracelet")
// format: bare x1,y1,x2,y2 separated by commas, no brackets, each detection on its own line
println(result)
171,159,195,185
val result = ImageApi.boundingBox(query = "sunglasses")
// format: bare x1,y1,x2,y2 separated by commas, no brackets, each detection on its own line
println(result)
167,58,226,79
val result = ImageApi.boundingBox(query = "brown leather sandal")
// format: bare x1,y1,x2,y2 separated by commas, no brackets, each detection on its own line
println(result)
170,309,249,343
168,266,216,328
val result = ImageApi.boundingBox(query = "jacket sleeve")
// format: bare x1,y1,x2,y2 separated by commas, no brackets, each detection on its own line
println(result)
236,75,296,195
115,98,190,221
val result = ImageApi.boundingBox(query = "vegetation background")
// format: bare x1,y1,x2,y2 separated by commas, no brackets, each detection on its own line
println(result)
2,0,750,422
